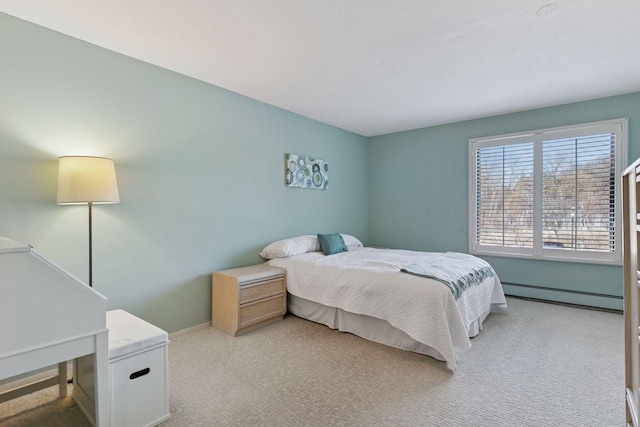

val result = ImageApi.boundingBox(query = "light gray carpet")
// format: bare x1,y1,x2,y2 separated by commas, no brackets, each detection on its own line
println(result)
0,297,624,426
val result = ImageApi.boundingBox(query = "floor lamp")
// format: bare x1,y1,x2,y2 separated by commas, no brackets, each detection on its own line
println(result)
57,156,120,287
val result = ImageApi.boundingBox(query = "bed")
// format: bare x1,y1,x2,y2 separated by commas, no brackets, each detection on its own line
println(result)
261,234,506,370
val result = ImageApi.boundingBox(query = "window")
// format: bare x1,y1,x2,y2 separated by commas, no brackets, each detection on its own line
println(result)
469,118,627,264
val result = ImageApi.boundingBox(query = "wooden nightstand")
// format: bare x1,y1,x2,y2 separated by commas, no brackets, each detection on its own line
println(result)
212,264,286,336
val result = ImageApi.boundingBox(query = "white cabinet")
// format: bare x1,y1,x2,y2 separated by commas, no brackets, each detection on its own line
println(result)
110,344,168,427
75,310,170,427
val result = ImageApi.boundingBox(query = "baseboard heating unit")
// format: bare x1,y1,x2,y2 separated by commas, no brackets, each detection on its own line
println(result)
501,282,622,313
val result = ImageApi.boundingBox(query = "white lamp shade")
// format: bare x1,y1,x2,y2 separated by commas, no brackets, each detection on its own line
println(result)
57,156,120,204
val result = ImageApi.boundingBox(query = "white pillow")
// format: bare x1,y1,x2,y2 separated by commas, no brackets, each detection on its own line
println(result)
341,234,364,248
260,235,320,259
259,233,364,259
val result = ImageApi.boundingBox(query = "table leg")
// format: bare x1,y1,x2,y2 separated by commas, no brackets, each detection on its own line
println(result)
58,361,67,397
93,331,109,427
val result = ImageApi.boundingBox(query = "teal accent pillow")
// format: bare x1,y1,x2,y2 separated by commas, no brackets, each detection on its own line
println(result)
317,233,348,255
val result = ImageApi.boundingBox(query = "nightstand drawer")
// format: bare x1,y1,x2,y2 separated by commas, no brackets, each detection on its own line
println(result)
239,294,285,328
239,278,285,304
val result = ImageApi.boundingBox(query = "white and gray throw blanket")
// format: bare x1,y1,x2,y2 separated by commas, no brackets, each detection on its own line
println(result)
401,252,495,300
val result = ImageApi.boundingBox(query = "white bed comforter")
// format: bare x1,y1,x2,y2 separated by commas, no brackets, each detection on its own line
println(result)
267,247,506,370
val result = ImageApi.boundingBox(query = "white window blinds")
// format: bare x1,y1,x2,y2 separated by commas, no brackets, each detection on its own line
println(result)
470,119,626,264
475,142,533,249
542,133,616,252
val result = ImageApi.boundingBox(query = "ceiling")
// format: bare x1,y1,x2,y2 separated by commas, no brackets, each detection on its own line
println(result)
1,1,639,137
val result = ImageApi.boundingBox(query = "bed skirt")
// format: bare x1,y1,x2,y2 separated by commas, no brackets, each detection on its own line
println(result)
288,293,491,364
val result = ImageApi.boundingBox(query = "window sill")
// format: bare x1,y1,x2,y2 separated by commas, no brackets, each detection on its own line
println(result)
470,248,622,266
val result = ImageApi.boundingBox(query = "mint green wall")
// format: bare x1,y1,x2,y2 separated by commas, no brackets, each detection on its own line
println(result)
369,92,640,309
3,12,637,330
0,14,368,332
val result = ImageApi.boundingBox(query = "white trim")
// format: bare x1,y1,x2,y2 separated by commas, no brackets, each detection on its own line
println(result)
470,118,629,144
168,321,211,339
469,118,628,265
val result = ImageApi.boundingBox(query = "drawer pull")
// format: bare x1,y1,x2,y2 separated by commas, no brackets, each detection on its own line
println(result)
129,368,150,380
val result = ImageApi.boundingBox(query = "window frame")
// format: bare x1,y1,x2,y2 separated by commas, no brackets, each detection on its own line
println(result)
468,118,627,265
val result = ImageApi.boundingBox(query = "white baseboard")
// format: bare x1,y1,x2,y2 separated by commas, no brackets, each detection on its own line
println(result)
168,321,212,339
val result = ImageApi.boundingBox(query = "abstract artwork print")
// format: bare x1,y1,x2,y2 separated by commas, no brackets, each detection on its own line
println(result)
285,154,328,190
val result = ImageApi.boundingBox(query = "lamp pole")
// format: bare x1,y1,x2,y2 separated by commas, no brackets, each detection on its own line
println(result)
88,201,93,287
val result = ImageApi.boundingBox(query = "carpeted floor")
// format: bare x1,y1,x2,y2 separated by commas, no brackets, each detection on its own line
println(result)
0,297,624,426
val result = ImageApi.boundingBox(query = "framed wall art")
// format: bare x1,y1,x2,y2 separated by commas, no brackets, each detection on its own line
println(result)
285,154,328,190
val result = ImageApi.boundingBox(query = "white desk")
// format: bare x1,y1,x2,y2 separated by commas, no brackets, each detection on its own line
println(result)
0,237,109,426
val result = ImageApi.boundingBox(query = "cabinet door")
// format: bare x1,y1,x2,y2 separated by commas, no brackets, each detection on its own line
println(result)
110,347,168,427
